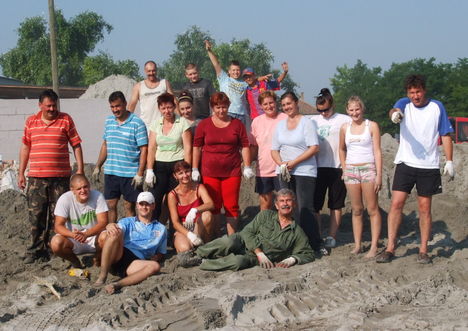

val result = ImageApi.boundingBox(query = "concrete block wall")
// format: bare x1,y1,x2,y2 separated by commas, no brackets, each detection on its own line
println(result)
0,99,139,163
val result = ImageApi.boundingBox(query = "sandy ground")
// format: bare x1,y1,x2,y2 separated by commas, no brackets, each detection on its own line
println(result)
0,136,467,330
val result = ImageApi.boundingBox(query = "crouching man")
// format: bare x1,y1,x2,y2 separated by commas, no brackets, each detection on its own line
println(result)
51,174,108,269
180,188,315,271
95,192,167,294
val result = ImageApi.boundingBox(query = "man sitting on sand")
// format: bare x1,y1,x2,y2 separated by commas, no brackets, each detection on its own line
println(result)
179,189,315,271
51,174,108,269
95,192,167,294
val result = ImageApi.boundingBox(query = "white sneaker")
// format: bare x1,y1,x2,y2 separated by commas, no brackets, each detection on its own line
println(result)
324,236,336,248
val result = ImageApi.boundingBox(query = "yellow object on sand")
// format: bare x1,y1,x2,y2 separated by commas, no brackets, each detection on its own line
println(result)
68,268,90,279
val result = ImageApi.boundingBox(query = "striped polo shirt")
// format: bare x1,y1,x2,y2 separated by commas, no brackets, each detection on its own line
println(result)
22,111,82,178
103,112,148,177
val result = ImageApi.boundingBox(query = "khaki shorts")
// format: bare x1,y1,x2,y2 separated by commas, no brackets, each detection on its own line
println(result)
70,235,97,255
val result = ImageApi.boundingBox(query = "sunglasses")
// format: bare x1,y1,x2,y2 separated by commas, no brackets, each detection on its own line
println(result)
317,107,332,113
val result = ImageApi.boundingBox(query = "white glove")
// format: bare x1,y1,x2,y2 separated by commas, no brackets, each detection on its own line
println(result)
256,252,274,269
443,160,454,181
92,167,101,181
279,164,291,182
243,166,255,179
184,208,198,230
145,169,156,187
391,110,404,124
186,231,203,247
131,175,143,189
192,168,200,182
276,257,296,268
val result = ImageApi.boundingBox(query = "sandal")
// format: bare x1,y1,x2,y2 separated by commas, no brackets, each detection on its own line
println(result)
417,253,432,264
376,251,394,263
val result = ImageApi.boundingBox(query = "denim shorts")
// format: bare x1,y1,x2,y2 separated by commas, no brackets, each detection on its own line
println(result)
343,163,376,184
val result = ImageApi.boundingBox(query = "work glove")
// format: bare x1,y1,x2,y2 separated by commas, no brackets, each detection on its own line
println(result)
279,164,291,182
243,166,255,179
192,168,200,182
145,169,156,188
92,167,101,182
443,160,455,181
184,208,198,231
186,231,203,247
131,175,143,189
256,252,274,269
391,110,404,124
276,257,296,268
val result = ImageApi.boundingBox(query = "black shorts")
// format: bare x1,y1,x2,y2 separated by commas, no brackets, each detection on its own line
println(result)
104,174,141,202
314,168,347,211
112,247,139,277
255,176,281,195
392,163,442,196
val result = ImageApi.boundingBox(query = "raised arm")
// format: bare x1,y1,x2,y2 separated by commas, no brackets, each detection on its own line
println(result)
277,62,289,83
128,82,141,112
205,40,222,76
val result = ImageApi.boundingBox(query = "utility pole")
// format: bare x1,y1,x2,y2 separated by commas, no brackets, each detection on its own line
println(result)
48,0,59,98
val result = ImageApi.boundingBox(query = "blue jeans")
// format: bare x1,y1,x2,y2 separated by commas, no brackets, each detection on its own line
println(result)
279,175,322,250
228,112,246,125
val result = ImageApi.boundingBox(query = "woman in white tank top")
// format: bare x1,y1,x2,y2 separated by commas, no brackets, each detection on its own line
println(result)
339,96,382,258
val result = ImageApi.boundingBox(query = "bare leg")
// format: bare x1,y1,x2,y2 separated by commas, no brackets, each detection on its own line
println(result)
105,260,160,294
417,196,432,254
346,184,364,254
106,199,119,223
196,211,214,243
95,231,123,286
174,232,193,253
123,200,136,218
328,209,342,239
259,192,274,210
226,217,238,235
362,182,381,258
386,191,408,253
50,235,83,268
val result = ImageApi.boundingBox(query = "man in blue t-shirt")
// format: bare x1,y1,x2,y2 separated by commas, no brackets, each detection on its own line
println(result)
95,191,167,294
93,91,148,223
377,75,454,265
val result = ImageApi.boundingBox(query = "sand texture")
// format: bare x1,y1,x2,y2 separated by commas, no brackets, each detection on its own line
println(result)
0,138,467,330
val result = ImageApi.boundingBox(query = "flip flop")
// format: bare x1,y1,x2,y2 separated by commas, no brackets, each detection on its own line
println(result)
376,251,394,263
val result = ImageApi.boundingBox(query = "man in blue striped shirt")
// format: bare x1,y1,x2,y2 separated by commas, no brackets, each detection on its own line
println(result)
93,91,148,223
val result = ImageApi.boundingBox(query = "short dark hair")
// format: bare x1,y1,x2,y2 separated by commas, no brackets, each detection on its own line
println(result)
210,92,231,108
280,91,299,103
108,91,126,103
173,160,191,174
178,90,193,104
39,89,58,103
316,88,334,108
405,74,426,90
229,60,240,68
157,92,176,107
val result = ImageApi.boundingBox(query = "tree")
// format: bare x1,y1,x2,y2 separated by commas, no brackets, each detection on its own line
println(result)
159,26,298,92
82,51,141,85
0,10,139,86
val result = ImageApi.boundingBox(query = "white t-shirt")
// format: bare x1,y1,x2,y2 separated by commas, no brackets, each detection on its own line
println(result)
309,113,351,168
271,116,319,177
393,98,453,169
54,190,108,231
139,79,167,127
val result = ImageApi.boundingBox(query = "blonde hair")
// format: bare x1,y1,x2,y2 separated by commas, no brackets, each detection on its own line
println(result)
346,95,365,112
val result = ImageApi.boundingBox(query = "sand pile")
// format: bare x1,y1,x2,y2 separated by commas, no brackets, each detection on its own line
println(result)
0,139,467,330
79,75,137,100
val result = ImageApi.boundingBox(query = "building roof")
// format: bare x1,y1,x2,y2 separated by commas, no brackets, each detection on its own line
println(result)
0,76,25,86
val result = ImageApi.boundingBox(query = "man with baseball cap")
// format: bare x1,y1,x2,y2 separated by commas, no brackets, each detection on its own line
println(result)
243,62,289,120
94,191,167,294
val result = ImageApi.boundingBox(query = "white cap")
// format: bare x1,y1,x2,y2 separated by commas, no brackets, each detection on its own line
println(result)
137,191,155,204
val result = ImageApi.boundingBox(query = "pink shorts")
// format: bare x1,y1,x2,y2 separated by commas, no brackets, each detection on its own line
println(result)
343,163,376,184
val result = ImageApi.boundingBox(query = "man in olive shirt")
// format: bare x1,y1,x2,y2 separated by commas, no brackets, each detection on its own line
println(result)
179,189,315,271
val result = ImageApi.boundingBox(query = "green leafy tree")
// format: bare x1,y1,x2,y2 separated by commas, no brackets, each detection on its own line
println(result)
0,10,139,86
82,51,141,85
159,26,298,92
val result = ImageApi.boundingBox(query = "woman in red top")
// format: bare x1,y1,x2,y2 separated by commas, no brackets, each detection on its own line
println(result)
168,161,214,253
192,92,253,235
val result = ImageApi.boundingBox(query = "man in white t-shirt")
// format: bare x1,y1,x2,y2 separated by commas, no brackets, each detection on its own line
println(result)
377,74,454,264
128,60,174,127
51,174,108,268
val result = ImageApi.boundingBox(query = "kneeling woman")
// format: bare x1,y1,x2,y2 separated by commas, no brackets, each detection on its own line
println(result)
168,161,215,252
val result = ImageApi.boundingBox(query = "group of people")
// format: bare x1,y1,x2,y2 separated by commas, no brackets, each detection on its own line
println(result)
17,43,454,293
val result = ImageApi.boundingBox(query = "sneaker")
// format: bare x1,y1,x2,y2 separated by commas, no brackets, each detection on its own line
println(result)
376,251,394,263
177,251,202,268
324,236,336,248
316,247,329,257
417,253,432,264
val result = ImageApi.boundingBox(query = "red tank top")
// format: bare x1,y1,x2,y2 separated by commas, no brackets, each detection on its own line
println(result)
170,185,203,223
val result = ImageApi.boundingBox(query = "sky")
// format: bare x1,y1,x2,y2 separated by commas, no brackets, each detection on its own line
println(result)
1,0,468,104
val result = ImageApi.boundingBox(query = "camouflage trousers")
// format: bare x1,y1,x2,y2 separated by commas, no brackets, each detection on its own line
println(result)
26,177,70,255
